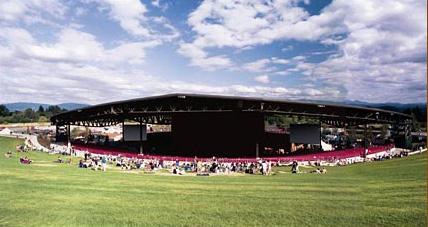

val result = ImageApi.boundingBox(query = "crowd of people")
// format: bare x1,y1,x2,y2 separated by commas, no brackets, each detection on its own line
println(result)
76,152,276,175
49,143,74,155
45,144,417,175
8,141,423,176
171,159,274,175
368,150,409,162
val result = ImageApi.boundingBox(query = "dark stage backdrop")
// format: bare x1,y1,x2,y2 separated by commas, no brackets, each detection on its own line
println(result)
289,124,320,144
123,124,147,141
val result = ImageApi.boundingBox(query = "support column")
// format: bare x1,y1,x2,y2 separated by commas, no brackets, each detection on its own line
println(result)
319,120,322,151
405,120,412,149
363,124,368,158
55,125,59,142
122,119,125,143
255,142,259,158
85,126,88,142
139,118,143,154
67,124,71,144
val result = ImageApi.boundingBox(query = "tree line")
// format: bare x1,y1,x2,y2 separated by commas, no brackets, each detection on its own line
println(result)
0,105,67,124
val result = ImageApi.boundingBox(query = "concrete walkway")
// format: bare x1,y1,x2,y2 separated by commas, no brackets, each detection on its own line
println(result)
0,133,50,152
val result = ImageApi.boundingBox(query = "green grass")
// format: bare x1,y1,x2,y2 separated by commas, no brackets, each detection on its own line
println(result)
0,136,426,227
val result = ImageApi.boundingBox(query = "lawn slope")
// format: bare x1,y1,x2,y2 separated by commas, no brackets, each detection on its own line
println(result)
0,137,426,226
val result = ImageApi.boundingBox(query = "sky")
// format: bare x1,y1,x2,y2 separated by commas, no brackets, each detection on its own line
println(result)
0,0,426,105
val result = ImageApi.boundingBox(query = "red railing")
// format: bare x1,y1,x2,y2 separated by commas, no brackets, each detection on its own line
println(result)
72,144,394,162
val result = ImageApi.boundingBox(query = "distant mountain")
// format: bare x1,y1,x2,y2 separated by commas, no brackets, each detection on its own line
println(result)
2,102,89,112
2,99,425,113
342,100,426,112
57,103,89,111
297,99,426,112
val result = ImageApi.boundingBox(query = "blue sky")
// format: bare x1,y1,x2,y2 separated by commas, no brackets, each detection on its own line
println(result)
0,0,426,104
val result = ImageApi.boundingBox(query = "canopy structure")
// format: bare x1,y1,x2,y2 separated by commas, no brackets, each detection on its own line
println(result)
51,93,411,127
51,94,412,157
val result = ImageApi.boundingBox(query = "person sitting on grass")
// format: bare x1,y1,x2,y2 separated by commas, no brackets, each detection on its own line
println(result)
321,167,327,174
79,159,91,168
4,150,13,158
20,156,32,164
79,159,85,168
172,166,185,175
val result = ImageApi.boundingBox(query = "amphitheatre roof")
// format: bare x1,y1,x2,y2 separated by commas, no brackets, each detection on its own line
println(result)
51,93,411,127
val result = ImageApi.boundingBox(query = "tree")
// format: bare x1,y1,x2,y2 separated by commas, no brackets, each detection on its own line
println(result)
47,105,62,115
0,105,10,117
24,108,37,122
38,116,49,122
38,105,45,113
403,106,426,130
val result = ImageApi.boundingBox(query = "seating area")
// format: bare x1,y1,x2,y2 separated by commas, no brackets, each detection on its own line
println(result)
264,145,394,162
71,143,394,163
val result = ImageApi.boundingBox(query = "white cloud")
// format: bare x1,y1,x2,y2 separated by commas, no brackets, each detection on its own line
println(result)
178,0,324,70
151,0,160,7
75,7,88,16
180,0,426,102
151,0,168,11
0,1,27,21
0,0,67,24
0,27,162,66
154,83,340,100
92,0,178,40
103,40,161,65
281,45,293,52
292,55,306,61
179,0,341,71
177,42,233,71
0,26,166,103
0,27,342,104
254,75,270,84
96,0,150,37
303,0,427,102
0,0,425,104
271,58,290,65
0,26,341,104
241,57,290,73
242,59,272,73
186,0,327,49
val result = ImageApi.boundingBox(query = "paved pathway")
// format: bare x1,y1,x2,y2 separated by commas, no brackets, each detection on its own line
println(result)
0,133,49,152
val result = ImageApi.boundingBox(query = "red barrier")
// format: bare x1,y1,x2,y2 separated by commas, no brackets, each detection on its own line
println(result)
72,144,393,162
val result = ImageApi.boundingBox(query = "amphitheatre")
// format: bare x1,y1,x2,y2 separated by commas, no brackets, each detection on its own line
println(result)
0,0,426,225
0,93,426,226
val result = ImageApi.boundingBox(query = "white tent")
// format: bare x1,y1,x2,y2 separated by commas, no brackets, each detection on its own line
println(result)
0,128,12,135
321,140,333,151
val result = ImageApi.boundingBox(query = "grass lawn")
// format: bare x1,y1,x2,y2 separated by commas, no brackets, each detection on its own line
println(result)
0,136,426,226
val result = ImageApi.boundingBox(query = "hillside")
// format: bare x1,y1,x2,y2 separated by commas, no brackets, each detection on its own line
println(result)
3,102,89,111
0,136,425,226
